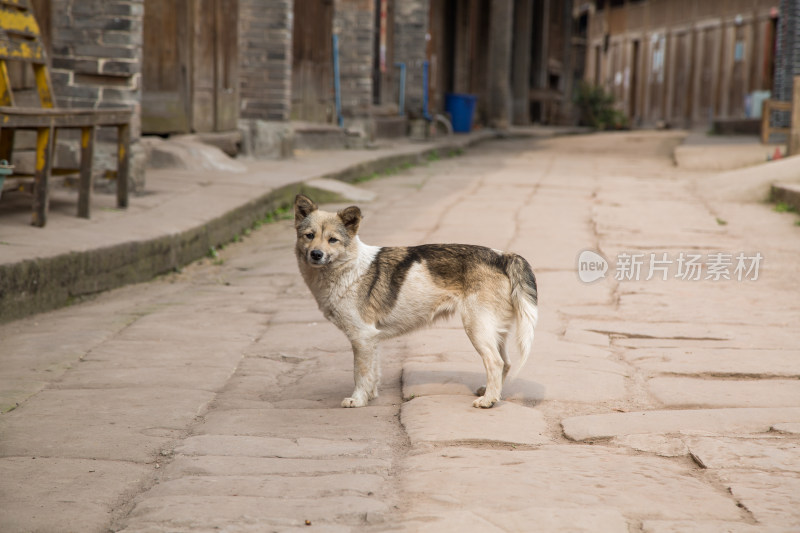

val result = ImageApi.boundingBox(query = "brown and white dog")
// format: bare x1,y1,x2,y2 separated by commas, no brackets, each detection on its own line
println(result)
293,194,538,408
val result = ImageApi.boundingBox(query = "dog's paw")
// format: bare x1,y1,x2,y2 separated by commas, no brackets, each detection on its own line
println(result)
472,395,497,409
341,396,368,408
475,386,486,397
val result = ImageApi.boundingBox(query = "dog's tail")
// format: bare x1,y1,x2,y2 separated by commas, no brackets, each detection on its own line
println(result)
506,253,538,376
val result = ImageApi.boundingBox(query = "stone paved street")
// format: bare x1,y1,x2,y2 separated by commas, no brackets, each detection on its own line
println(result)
1,132,800,532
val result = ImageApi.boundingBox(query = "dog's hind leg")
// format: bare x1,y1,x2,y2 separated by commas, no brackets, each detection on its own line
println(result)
475,332,510,398
499,334,511,381
342,338,379,408
462,310,505,408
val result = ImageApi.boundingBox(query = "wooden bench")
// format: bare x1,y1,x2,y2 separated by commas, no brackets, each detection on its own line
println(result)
761,99,792,144
0,0,132,227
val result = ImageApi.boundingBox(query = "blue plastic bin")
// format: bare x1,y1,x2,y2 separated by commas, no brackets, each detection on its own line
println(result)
445,93,477,133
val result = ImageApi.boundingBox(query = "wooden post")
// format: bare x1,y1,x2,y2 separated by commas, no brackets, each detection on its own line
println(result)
31,126,53,227
78,126,95,218
791,75,800,155
116,123,130,208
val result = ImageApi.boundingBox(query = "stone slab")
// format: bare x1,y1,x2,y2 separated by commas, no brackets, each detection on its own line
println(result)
566,319,736,344
168,455,390,478
721,471,800,530
401,395,549,445
685,436,800,472
176,435,375,459
123,494,388,531
0,388,214,461
402,354,627,404
562,407,800,442
402,362,489,399
648,377,800,408
773,422,800,435
140,472,384,500
197,407,398,439
479,507,629,533
50,361,238,392
402,506,629,533
612,434,689,457
402,446,742,521
642,520,770,533
624,348,800,377
0,457,150,533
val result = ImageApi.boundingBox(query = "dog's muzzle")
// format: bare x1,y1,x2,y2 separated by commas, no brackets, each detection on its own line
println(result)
308,249,326,266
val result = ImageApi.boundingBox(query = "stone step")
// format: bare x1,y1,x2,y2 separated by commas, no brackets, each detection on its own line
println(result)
770,182,800,212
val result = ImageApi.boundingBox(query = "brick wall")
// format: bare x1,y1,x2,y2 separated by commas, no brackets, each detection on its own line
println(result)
333,0,374,117
774,0,800,127
49,0,144,190
239,0,292,121
50,0,143,136
393,0,429,116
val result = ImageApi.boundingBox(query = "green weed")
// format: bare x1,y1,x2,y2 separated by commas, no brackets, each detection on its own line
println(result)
774,202,796,213
353,171,379,184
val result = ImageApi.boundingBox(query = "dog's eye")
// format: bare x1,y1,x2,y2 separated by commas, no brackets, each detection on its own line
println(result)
328,237,338,244
304,232,314,239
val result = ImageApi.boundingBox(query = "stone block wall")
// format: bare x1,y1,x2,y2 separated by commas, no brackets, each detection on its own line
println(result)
50,0,143,133
393,0,429,117
49,0,144,189
774,0,799,126
239,0,292,121
333,0,374,118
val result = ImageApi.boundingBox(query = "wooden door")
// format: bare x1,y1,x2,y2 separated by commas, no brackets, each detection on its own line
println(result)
214,0,239,130
142,0,238,134
192,0,239,132
728,24,747,117
647,34,666,123
670,32,691,124
292,0,334,122
697,28,716,122
142,0,191,133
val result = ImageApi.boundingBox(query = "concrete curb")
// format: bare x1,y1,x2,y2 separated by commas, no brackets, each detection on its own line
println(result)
770,182,800,212
0,132,497,324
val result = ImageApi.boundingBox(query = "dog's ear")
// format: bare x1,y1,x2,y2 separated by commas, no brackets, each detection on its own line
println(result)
337,206,362,236
294,194,318,226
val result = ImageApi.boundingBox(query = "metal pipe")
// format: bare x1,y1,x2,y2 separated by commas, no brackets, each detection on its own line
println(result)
332,34,343,127
395,62,406,116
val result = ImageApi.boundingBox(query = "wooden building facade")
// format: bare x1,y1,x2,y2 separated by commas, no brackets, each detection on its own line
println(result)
586,0,779,128
427,0,577,127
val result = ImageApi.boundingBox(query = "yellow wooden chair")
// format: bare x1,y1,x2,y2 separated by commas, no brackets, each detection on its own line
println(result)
0,0,132,226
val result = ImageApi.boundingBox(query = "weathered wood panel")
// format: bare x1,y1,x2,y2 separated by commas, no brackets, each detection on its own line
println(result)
292,0,333,122
215,0,239,131
142,0,238,134
669,31,692,124
141,0,191,133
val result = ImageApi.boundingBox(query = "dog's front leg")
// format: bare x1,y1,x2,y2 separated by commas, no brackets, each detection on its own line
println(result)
342,339,379,408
